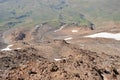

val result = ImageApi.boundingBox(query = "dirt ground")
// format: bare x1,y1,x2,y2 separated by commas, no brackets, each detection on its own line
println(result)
0,40,120,80
0,23,120,80
53,24,120,56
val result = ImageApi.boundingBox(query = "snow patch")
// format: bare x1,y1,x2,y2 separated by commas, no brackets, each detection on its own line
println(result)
64,37,73,40
16,48,21,49
1,45,13,51
54,59,62,61
72,30,78,33
7,45,13,48
54,58,66,61
84,32,120,40
35,25,39,28
54,25,66,32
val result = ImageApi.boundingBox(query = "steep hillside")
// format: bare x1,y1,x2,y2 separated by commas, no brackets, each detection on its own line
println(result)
0,40,120,80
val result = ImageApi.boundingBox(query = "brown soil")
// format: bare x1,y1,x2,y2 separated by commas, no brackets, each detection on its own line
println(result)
0,40,120,80
0,24,120,80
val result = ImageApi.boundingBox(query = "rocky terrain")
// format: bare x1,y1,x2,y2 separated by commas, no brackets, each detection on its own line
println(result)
0,24,120,80
0,0,120,80
0,40,120,80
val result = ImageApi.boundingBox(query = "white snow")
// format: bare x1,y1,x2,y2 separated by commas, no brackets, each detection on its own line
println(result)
54,58,66,61
72,30,78,33
54,59,62,61
7,45,13,48
1,45,13,51
16,48,21,49
35,25,39,28
64,37,73,40
84,32,120,40
54,25,66,32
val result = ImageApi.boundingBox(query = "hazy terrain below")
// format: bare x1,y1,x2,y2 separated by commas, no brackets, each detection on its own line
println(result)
0,0,120,30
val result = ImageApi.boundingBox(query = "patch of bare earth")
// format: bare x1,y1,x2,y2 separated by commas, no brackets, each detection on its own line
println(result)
0,40,120,80
0,24,120,80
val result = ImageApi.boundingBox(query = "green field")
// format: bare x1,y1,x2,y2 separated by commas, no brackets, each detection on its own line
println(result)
0,0,120,29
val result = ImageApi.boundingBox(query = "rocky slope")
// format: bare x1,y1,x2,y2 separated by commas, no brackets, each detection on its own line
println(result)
0,40,120,80
0,23,120,80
